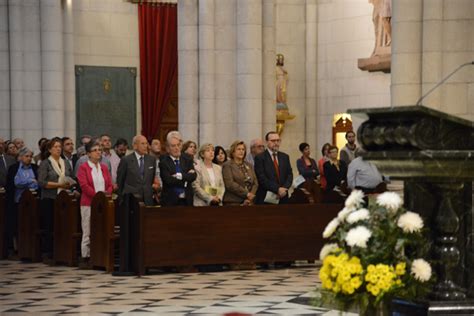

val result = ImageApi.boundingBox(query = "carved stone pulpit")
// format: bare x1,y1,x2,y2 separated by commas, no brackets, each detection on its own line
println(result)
349,105,474,313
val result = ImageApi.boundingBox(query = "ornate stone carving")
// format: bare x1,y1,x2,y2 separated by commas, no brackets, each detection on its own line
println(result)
355,106,474,151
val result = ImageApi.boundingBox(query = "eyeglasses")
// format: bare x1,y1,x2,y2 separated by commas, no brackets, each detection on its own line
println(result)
268,139,281,143
90,148,102,152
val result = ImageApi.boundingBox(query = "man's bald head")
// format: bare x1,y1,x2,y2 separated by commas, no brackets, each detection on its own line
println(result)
133,135,148,156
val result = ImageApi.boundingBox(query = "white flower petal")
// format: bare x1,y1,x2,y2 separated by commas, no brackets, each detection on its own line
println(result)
376,192,403,211
344,190,365,209
346,208,370,224
345,225,372,248
319,243,338,260
323,218,340,239
397,211,424,233
411,259,432,282
338,206,355,222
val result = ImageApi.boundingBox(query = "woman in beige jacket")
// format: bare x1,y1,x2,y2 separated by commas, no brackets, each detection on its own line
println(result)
222,140,258,206
192,144,225,206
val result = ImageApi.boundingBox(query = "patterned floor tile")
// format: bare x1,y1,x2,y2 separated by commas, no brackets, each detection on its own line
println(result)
0,260,352,315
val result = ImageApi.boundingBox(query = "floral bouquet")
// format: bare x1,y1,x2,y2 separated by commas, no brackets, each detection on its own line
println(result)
317,190,433,315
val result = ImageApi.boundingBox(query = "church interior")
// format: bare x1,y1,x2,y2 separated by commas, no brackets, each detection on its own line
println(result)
0,0,473,315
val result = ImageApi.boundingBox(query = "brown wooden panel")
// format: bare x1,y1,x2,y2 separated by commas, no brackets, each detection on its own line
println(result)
54,191,81,266
90,192,116,272
155,82,178,148
0,189,5,259
134,203,341,273
17,190,41,262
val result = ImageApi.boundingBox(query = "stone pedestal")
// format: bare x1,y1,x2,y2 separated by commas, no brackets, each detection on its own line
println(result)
349,105,474,313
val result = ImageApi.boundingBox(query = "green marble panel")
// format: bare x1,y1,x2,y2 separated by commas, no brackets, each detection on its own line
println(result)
75,65,137,145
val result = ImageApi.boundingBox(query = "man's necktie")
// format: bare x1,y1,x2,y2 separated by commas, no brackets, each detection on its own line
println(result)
0,155,6,174
174,159,182,173
139,156,144,177
174,159,185,196
272,152,280,183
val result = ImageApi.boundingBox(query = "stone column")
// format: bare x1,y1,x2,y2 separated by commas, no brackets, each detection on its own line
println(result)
63,0,75,140
10,1,43,148
198,0,215,145
0,0,10,137
390,0,423,106
262,0,275,136
178,0,199,142
236,0,263,143
423,0,473,116
215,0,237,148
419,0,443,110
40,0,65,138
305,0,318,153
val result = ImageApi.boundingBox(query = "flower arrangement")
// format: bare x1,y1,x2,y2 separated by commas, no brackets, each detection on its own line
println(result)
317,190,433,315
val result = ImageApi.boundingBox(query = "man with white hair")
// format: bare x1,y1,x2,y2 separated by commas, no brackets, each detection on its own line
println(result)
159,131,196,206
116,135,159,206
245,138,265,167
12,138,25,150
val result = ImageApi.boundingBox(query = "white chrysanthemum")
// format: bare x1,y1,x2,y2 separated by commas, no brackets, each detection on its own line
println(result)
411,259,432,282
319,243,338,260
346,208,370,224
344,190,365,209
322,218,340,239
345,226,372,248
376,192,403,211
338,206,355,222
397,211,424,233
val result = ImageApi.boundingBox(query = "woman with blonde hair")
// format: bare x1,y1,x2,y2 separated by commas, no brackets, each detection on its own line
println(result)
222,141,258,206
192,143,225,206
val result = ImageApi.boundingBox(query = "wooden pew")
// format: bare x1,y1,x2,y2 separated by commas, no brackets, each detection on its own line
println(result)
0,188,6,259
290,180,324,204
17,190,42,262
54,191,81,266
126,199,342,275
90,192,117,272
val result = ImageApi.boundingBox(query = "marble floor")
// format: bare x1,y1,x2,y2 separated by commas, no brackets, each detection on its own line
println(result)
0,260,357,315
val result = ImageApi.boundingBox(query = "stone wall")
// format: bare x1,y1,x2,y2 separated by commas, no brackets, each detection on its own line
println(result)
316,0,391,154
72,0,141,136
0,0,139,149
392,0,474,122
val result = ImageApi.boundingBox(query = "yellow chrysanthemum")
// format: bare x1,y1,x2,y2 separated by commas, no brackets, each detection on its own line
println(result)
396,262,406,275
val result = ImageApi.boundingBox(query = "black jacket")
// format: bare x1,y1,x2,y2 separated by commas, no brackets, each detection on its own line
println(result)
254,150,293,204
159,154,196,206
323,160,348,191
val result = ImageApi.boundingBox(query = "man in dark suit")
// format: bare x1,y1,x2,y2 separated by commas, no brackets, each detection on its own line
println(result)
0,137,16,188
254,131,293,204
159,131,196,206
61,137,78,172
116,135,158,206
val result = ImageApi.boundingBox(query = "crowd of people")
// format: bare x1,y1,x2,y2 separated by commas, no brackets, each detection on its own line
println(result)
0,129,385,266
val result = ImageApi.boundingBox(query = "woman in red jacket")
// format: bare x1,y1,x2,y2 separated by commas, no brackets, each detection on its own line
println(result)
77,141,113,267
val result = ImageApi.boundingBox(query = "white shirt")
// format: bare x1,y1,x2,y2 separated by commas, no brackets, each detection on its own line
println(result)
134,152,144,168
207,166,216,187
87,160,105,193
267,149,279,164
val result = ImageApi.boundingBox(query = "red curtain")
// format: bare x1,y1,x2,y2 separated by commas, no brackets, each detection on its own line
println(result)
138,3,177,139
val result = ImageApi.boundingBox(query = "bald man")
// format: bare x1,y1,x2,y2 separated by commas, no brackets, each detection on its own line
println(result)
116,135,158,206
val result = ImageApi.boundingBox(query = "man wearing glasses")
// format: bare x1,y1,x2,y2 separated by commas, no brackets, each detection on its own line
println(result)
254,131,293,204
245,138,265,168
